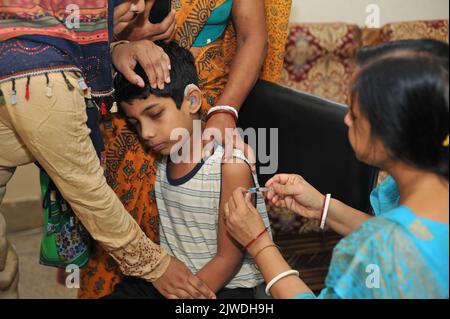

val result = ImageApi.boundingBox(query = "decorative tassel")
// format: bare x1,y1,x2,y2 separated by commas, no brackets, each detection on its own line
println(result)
61,71,74,91
45,73,53,98
100,151,106,167
76,73,88,91
61,200,68,213
100,101,108,116
86,99,96,109
0,88,5,106
25,75,30,101
11,79,17,105
50,190,57,202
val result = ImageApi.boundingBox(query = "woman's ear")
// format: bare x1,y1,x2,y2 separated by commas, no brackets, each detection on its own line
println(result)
184,84,202,115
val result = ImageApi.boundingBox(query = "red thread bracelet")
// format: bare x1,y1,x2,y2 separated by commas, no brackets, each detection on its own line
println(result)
245,227,269,250
207,110,238,123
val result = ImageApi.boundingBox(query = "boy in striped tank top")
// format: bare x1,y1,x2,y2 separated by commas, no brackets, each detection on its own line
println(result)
108,43,271,299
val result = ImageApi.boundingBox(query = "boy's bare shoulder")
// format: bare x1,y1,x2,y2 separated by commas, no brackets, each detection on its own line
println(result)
221,158,254,191
204,146,254,184
221,158,252,175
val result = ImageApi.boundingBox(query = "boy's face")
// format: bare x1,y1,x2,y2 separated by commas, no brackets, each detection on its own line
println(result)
120,88,202,156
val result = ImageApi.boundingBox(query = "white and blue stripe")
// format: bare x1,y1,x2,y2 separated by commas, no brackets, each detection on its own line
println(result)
156,145,271,289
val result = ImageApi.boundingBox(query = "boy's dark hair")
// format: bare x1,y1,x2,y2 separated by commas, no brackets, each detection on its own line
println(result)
114,42,199,108
352,40,449,180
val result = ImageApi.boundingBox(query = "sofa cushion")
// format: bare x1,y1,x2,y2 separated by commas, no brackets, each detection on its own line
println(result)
380,20,449,43
280,23,362,104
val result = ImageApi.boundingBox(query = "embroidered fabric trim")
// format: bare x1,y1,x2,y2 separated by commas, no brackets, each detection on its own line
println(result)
109,232,172,282
0,66,115,97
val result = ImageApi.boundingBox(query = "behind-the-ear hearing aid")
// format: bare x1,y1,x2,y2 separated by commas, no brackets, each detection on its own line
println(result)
184,84,194,97
184,84,199,106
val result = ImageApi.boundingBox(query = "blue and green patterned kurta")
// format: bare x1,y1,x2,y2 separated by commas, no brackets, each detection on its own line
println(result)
296,176,449,299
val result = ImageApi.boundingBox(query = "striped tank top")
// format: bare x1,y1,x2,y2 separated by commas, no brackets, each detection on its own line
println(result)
156,145,271,289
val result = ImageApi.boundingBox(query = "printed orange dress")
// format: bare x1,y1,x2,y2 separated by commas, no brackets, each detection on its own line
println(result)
78,0,292,299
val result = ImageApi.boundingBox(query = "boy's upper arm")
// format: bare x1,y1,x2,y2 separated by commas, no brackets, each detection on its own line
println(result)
217,159,255,257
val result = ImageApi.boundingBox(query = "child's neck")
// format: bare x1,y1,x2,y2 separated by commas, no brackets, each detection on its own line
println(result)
387,162,449,223
168,119,205,180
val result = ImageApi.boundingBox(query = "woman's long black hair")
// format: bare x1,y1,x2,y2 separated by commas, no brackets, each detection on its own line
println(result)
353,40,449,180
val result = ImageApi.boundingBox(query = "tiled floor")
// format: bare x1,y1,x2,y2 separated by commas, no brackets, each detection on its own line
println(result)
8,228,77,299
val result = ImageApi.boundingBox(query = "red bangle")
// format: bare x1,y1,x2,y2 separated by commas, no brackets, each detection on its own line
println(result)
207,110,238,123
245,227,269,250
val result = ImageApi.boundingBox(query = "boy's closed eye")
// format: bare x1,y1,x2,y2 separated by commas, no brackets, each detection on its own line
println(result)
147,109,164,120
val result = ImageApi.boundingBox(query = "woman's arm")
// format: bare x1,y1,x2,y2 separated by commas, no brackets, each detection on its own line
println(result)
215,0,267,110
266,174,372,236
196,161,255,292
114,0,177,42
224,188,313,299
112,1,175,90
203,0,267,164
324,199,372,236
249,233,313,299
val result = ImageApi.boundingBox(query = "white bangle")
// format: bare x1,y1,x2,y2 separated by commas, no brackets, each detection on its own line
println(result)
207,105,239,120
320,194,332,230
265,270,300,297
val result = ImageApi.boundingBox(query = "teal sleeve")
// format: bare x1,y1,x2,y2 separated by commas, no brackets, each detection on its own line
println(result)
326,220,444,299
293,288,342,299
293,292,316,299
